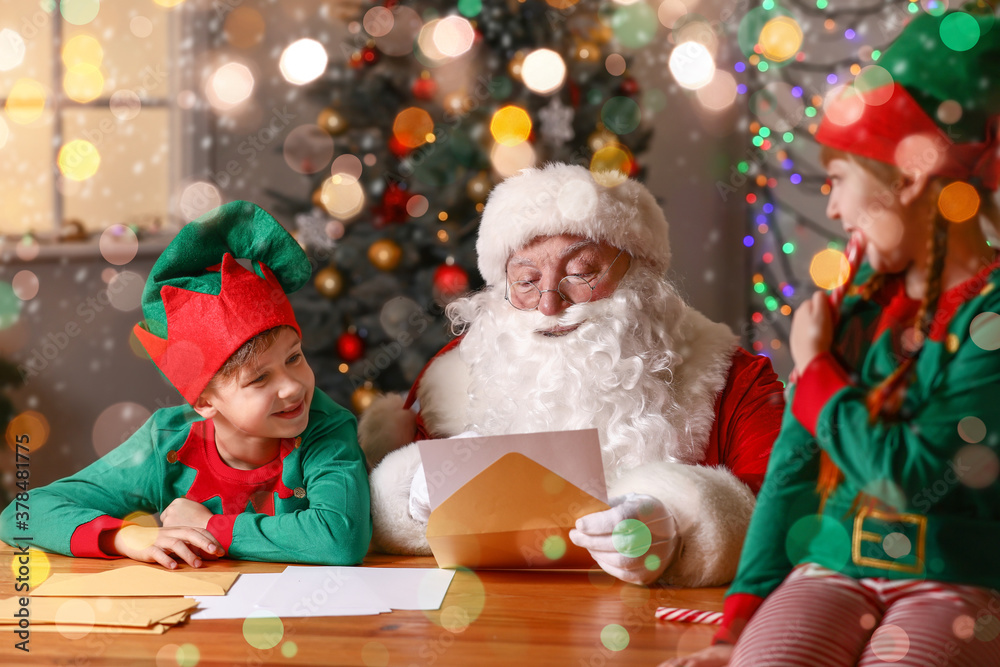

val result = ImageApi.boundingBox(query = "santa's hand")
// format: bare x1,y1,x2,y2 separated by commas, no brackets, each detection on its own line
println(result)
409,431,482,523
568,493,680,585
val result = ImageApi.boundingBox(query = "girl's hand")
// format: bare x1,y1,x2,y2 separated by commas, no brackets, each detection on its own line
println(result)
790,291,834,374
108,525,223,569
658,644,734,667
161,497,215,530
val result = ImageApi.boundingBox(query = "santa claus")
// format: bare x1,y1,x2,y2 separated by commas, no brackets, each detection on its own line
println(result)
360,163,784,587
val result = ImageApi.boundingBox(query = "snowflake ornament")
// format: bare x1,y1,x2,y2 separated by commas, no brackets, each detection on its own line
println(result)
538,97,575,147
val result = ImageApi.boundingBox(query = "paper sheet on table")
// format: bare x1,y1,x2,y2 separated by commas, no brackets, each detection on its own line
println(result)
0,596,197,627
417,430,610,570
252,567,390,616
281,566,456,611
190,573,282,620
31,623,171,635
31,566,239,597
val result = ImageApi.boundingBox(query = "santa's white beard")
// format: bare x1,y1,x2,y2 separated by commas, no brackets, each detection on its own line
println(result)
445,267,700,479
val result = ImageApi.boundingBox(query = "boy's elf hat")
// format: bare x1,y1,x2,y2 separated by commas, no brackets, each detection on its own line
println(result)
816,10,1000,190
133,201,310,405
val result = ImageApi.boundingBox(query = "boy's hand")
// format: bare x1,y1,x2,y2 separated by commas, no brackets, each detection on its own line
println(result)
110,525,224,569
658,644,734,667
790,290,834,374
161,497,215,530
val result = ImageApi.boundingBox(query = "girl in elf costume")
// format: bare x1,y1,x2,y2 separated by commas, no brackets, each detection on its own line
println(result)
665,10,1000,667
0,201,372,568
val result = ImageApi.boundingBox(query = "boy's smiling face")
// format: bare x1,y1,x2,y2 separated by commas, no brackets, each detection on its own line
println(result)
196,327,315,442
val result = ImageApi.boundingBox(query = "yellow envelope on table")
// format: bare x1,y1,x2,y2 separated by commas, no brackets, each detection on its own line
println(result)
419,430,610,570
0,596,198,627
30,566,239,597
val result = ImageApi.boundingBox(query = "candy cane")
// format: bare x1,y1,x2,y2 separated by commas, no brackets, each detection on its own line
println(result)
655,607,723,625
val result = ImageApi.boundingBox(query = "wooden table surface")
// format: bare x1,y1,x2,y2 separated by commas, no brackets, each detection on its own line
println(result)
0,545,724,667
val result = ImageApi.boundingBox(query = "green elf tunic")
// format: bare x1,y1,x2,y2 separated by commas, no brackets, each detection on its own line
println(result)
0,389,372,565
715,256,1000,643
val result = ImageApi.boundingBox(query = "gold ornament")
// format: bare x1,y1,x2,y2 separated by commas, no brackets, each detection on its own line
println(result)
318,107,349,136
314,265,344,298
443,91,473,117
573,40,602,64
507,51,526,82
466,171,492,203
368,238,402,271
351,383,378,413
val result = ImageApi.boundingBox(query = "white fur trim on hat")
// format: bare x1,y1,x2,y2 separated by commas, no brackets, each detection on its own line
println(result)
476,163,671,287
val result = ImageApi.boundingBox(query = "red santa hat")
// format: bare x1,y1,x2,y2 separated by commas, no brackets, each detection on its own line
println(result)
476,163,671,287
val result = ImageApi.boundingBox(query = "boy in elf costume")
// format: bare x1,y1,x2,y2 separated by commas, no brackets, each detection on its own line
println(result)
665,10,1000,667
0,201,372,568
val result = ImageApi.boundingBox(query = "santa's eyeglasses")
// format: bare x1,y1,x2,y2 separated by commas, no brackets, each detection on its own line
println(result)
504,248,629,311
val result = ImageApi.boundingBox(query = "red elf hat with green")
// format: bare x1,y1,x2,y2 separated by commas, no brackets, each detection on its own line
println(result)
133,201,311,405
816,9,1000,190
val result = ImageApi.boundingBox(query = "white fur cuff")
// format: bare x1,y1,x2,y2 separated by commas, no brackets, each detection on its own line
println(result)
358,393,417,470
609,461,755,588
369,443,433,556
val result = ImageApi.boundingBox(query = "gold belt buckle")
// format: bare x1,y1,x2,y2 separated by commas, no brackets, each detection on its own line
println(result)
851,506,927,574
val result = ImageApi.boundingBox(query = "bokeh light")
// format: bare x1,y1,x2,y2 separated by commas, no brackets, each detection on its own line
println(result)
611,519,652,558
0,282,19,330
542,534,567,560
0,28,26,71
362,641,390,667
224,7,266,49
406,194,429,218
490,105,532,146
601,624,630,651
855,65,894,106
938,181,980,222
109,90,142,121
281,642,298,658
373,5,422,57
521,49,566,95
364,7,394,38
130,16,154,39
758,16,803,62
668,41,715,90
957,416,986,443
179,181,222,222
393,107,434,148
696,70,738,111
62,34,103,68
869,625,910,662
5,78,47,125
64,64,105,103
590,144,633,187
107,271,145,312
657,0,688,29
321,174,366,219
12,270,39,300
56,599,94,639
611,2,658,48
601,97,641,135
92,402,151,458
331,154,364,181
939,11,980,52
279,39,328,85
809,248,851,290
176,644,200,667
955,444,1000,489
490,140,536,177
206,62,254,109
61,0,101,26
786,514,851,570
243,610,284,650
895,133,945,177
58,140,101,181
0,116,8,149
822,84,865,126
7,410,51,452
605,53,626,76
426,568,485,630
9,549,50,588
970,312,1000,351
283,125,334,174
427,16,475,60
882,532,911,559
937,99,963,125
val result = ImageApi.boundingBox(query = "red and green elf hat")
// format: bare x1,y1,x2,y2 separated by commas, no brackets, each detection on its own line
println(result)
133,201,310,405
816,9,1000,190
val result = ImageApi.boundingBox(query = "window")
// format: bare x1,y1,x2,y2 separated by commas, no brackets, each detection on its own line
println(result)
0,0,178,238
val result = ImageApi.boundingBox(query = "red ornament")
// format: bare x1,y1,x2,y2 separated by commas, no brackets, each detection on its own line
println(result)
336,331,365,362
568,80,581,108
412,76,438,100
388,136,411,158
361,46,378,65
433,264,470,296
380,182,411,225
620,78,640,96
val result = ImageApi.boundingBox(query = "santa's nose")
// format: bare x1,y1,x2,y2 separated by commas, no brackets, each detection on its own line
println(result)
537,289,571,316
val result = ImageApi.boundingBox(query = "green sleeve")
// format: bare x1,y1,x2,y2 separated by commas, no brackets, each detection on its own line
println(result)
0,414,168,558
810,334,1000,509
727,399,823,599
217,396,372,565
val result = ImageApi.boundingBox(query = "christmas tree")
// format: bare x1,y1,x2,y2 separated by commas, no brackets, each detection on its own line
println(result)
267,0,655,412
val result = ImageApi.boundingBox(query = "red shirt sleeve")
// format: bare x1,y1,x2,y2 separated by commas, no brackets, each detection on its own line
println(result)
712,593,765,645
702,349,785,494
404,336,464,441
70,515,126,559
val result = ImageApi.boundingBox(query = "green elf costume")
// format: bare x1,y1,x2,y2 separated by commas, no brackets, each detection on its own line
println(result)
0,201,372,565
713,9,1000,658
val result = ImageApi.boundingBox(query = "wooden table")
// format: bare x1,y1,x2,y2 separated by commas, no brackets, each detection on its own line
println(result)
0,545,724,666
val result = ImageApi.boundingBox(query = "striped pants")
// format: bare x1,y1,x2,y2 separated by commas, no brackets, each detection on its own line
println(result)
730,564,1000,667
